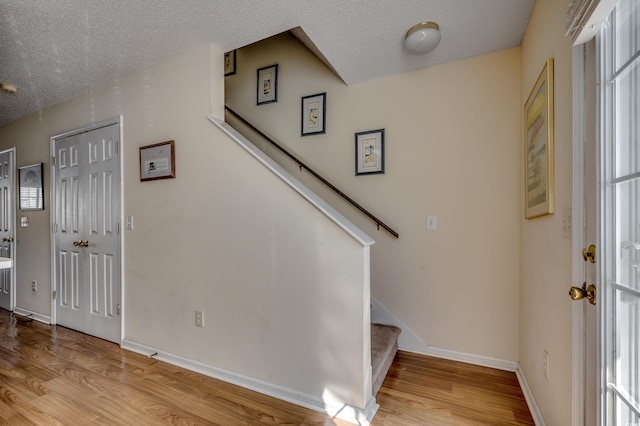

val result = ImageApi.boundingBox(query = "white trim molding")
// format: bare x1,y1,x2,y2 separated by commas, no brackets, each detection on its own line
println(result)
13,307,51,324
122,339,378,426
425,346,518,372
571,43,588,426
516,364,547,426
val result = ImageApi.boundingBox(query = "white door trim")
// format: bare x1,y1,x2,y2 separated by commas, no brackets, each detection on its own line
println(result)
0,148,16,312
571,43,587,426
49,117,123,339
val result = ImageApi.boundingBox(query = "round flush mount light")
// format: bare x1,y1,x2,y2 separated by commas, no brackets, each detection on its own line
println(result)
0,82,19,94
404,21,441,55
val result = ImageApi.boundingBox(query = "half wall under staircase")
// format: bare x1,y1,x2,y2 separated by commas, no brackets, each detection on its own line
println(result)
208,114,403,424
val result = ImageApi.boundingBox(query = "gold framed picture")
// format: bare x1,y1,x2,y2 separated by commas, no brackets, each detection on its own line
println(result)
524,58,554,219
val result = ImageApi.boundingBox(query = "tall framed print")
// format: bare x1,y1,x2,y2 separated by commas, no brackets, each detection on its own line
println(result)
524,58,554,219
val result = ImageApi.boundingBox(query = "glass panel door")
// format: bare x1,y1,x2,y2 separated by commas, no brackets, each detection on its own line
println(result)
601,0,640,423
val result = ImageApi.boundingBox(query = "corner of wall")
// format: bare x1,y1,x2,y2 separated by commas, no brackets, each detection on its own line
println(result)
210,44,225,120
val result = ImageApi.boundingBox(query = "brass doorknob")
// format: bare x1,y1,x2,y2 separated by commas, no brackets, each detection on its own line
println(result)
569,282,597,305
80,240,90,247
1,237,12,242
582,244,596,263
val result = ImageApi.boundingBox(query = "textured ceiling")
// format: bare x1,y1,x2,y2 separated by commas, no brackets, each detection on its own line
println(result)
0,0,534,127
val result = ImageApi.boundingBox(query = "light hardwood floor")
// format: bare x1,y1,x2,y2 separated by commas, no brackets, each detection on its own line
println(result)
0,309,534,425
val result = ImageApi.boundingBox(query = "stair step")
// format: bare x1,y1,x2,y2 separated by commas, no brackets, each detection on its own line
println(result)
371,323,401,396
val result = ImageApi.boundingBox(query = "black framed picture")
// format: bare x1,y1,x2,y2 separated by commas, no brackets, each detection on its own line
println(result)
301,93,326,136
19,163,44,210
355,129,385,175
224,50,236,76
257,64,278,105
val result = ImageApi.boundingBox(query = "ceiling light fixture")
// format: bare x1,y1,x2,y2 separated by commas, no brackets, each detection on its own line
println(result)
404,21,441,55
0,83,19,94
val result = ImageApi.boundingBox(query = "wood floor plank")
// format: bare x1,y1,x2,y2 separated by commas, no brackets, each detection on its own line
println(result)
0,309,534,425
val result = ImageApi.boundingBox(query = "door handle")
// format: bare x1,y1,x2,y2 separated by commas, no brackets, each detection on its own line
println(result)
569,282,597,305
2,237,13,242
73,240,90,247
582,244,596,263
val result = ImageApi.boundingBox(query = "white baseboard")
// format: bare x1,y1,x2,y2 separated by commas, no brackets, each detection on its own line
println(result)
13,307,51,324
516,364,546,426
121,339,378,426
370,297,428,353
424,346,519,372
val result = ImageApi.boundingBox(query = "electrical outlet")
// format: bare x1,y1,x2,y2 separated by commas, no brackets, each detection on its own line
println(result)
543,350,550,380
195,310,204,327
31,281,37,292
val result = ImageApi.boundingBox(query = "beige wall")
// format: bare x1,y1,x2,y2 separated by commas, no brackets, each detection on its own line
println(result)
226,33,522,362
520,0,574,424
0,43,373,414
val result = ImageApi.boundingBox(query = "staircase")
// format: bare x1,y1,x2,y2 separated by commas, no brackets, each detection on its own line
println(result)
371,323,401,395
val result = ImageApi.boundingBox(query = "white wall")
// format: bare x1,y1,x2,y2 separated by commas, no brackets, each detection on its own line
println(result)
520,0,575,424
0,43,373,416
226,33,522,362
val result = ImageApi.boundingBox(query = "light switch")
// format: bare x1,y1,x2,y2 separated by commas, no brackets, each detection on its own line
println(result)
20,217,28,227
126,216,134,230
426,215,437,230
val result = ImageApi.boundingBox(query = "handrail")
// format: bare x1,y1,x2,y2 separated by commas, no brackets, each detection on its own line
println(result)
225,106,399,239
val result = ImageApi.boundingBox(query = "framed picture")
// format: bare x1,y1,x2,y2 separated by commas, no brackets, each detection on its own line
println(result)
355,129,385,175
524,58,554,219
224,50,236,76
19,163,44,211
140,140,176,181
257,64,278,105
301,93,326,136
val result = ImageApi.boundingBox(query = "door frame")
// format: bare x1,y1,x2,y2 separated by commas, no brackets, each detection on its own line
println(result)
49,116,124,342
0,147,16,312
571,44,597,426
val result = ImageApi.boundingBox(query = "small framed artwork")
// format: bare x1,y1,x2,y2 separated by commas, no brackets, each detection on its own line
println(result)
257,64,278,105
301,92,326,136
355,129,385,176
19,163,44,211
140,140,176,181
224,50,236,76
524,58,554,219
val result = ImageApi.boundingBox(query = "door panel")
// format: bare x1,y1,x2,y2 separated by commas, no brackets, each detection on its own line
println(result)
82,125,120,341
0,150,15,312
600,1,640,422
53,122,121,343
55,134,84,330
